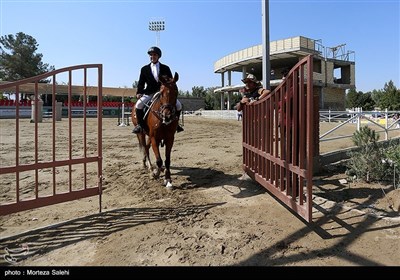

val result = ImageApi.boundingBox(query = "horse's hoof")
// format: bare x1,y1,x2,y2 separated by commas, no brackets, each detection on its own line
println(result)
166,181,173,190
152,169,160,179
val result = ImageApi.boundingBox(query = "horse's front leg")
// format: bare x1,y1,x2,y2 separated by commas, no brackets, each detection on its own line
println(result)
150,137,163,179
163,138,174,189
144,136,152,172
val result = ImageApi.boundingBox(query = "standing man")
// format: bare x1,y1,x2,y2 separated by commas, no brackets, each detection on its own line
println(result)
132,46,184,134
236,74,270,112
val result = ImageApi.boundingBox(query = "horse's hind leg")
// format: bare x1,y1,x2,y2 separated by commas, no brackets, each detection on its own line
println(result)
139,147,147,169
137,134,152,172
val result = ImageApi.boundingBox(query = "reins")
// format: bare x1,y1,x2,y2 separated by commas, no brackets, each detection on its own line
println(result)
150,81,177,125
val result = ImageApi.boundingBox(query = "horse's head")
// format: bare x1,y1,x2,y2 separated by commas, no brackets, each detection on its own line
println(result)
158,72,179,124
159,72,179,99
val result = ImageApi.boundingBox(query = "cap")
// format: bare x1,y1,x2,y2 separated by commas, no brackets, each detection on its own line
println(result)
241,74,261,85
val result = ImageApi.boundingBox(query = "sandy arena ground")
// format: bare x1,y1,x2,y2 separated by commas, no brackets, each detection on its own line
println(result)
0,116,399,267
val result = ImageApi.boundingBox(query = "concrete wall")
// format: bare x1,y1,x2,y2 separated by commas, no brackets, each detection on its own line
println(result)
321,87,346,110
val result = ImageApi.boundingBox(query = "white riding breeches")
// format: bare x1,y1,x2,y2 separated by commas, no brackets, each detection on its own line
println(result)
135,94,182,111
176,99,182,111
135,95,152,110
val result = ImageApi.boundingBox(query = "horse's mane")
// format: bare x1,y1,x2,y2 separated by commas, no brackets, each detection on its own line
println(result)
159,75,178,100
160,75,177,87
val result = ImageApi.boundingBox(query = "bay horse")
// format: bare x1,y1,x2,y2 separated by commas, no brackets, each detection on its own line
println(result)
131,72,180,189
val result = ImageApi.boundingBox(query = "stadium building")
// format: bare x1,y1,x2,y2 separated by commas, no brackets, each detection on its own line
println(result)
214,35,355,110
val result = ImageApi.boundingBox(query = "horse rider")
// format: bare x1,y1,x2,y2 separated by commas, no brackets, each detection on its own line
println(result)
132,46,184,134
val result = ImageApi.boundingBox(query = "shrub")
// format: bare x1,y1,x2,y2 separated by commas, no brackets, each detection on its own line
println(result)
384,143,400,189
346,126,391,182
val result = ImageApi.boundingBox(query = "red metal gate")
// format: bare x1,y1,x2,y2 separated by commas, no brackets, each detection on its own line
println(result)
0,64,103,215
242,55,314,222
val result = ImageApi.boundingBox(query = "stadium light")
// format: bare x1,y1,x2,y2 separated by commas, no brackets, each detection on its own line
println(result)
149,20,165,46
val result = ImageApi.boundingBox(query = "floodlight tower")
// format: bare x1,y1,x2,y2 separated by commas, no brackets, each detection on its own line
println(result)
149,20,165,47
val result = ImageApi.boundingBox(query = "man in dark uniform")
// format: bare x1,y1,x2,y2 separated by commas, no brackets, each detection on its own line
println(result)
132,46,184,134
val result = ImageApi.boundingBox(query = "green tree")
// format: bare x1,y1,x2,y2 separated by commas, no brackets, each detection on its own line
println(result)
191,86,207,98
0,32,55,103
0,32,54,82
381,80,400,110
371,80,400,110
346,88,374,110
231,92,242,110
371,88,383,109
178,89,188,97
204,87,220,110
359,92,374,110
346,88,359,109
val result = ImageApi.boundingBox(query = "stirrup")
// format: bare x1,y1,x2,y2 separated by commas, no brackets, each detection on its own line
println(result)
177,125,184,133
132,125,143,134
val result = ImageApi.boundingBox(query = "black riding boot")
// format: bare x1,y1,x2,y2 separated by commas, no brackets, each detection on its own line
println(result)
132,108,145,134
176,110,184,133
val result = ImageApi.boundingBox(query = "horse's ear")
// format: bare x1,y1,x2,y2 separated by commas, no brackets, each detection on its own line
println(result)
174,72,179,82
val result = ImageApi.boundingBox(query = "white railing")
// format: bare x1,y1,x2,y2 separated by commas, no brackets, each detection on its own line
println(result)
185,109,239,120
320,108,400,141
189,109,400,143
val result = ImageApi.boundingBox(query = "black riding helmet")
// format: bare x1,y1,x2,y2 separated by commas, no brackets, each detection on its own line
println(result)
147,46,162,58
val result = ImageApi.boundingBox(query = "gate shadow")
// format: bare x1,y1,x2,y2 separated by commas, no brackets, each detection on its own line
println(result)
0,202,223,266
235,199,400,266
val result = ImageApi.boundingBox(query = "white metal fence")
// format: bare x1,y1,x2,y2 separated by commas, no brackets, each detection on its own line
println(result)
185,109,239,120
320,108,400,142
186,109,400,143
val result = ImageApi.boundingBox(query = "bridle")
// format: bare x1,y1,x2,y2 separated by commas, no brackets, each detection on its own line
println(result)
152,81,177,125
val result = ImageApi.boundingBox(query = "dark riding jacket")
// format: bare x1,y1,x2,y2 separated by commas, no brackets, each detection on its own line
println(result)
137,63,173,96
243,86,262,100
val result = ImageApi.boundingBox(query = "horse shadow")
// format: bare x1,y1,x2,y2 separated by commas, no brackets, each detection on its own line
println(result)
170,166,266,199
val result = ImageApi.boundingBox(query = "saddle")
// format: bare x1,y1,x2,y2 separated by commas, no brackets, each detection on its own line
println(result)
143,91,161,120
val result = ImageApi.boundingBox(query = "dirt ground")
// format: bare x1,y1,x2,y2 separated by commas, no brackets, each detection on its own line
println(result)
0,116,399,267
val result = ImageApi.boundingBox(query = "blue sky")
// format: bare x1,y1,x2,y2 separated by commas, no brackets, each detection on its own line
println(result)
1,0,399,93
